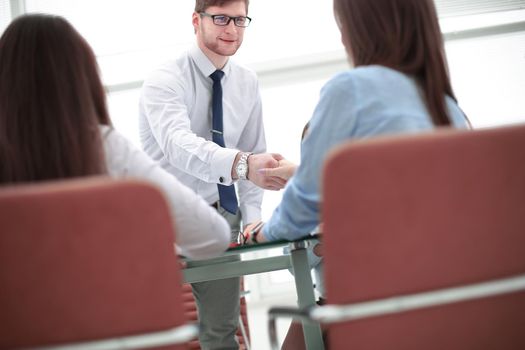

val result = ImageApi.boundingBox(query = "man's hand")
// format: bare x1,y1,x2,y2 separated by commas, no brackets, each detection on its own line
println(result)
247,153,287,190
258,158,298,181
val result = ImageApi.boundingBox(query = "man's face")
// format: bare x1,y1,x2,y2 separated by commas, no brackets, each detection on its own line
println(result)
193,1,247,57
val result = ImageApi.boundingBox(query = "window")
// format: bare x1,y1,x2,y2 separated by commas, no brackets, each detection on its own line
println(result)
446,30,525,128
436,0,525,17
25,0,195,86
0,0,11,34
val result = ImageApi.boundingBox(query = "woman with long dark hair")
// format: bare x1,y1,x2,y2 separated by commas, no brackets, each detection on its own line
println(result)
0,14,230,259
252,1,471,346
255,0,469,244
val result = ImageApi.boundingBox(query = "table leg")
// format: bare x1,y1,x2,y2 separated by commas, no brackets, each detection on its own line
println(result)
290,245,325,350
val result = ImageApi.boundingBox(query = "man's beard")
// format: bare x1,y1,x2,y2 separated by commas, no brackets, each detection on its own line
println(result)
201,29,242,56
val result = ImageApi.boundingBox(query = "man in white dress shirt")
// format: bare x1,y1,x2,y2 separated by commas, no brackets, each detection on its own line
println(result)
139,0,284,348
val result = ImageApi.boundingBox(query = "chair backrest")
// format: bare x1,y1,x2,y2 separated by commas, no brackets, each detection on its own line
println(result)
0,178,187,350
322,125,525,349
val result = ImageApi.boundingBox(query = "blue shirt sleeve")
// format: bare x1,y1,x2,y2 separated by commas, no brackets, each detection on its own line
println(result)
263,65,468,241
264,73,358,241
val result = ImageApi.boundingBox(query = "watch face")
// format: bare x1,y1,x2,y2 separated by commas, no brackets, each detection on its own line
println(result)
237,163,247,176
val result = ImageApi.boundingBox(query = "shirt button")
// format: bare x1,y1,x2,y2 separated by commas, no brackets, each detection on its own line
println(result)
219,177,224,183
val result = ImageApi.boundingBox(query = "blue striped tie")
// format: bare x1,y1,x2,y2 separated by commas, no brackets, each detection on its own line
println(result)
210,70,238,214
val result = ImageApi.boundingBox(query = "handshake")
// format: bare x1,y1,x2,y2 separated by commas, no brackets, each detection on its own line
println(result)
245,153,298,191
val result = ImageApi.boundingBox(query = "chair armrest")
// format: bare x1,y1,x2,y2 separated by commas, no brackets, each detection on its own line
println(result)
28,323,199,350
268,306,317,350
267,304,353,349
268,274,525,349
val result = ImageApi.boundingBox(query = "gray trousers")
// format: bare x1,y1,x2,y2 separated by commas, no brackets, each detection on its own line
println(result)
188,204,242,350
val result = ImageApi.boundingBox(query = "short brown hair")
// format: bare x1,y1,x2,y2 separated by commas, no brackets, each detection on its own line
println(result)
195,0,249,14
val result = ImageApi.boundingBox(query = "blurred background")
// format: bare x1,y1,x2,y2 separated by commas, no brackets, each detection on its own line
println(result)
2,1,524,348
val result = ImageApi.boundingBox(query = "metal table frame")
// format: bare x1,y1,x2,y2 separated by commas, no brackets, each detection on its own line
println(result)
182,237,325,350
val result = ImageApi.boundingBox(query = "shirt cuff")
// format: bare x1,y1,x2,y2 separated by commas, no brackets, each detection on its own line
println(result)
261,213,284,241
262,225,275,241
211,148,239,185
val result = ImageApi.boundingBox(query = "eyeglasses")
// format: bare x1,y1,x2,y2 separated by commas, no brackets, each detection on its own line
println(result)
200,12,252,28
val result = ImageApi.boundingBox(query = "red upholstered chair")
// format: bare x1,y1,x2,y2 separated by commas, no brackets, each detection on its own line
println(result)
268,124,525,349
0,178,196,350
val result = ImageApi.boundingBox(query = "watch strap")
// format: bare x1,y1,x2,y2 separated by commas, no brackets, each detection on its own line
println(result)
237,152,252,180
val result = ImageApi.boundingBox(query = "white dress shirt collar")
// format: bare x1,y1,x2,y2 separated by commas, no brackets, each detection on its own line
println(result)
189,44,232,78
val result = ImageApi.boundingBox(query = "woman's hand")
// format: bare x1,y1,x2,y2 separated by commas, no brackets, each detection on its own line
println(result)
242,221,267,245
257,158,298,182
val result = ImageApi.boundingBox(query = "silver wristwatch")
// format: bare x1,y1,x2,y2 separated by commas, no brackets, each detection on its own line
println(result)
236,152,252,180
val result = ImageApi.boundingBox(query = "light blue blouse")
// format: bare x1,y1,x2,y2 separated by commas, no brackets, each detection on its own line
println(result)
264,65,469,241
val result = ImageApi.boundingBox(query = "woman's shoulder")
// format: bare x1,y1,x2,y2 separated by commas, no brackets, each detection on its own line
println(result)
99,125,129,151
445,96,470,129
99,125,140,175
321,66,408,105
325,65,406,91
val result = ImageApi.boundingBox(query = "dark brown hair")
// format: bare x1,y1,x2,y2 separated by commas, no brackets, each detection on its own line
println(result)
334,0,456,126
0,14,111,184
195,0,249,14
